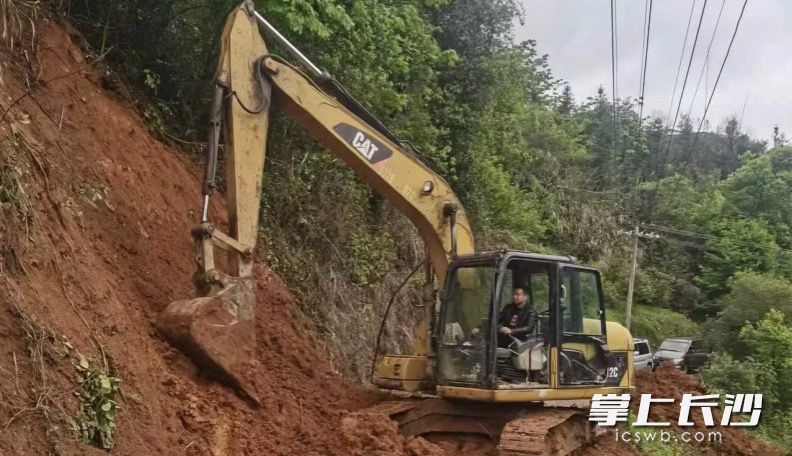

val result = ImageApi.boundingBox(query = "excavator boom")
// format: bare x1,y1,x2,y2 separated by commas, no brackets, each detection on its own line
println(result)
158,0,473,402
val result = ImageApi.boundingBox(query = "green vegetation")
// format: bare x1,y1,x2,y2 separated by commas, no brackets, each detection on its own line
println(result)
13,304,121,451
73,354,121,450
609,305,699,348
701,310,792,450
55,2,791,448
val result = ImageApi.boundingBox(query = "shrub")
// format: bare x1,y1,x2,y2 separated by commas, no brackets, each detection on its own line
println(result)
608,305,700,347
699,352,758,395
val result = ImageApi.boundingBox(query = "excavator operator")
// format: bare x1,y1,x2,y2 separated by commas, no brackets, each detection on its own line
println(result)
497,286,538,348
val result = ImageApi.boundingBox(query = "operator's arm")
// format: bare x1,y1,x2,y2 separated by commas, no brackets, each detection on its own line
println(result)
497,305,510,326
510,306,538,338
498,305,514,335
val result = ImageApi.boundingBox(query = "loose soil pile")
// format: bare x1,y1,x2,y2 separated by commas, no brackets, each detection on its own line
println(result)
629,365,781,456
0,19,380,456
0,18,782,456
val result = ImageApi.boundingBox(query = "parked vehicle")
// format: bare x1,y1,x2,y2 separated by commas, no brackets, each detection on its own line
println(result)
653,338,709,373
633,338,654,370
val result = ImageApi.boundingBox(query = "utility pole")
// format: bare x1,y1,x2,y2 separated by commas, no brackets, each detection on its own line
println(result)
619,225,660,330
625,225,639,330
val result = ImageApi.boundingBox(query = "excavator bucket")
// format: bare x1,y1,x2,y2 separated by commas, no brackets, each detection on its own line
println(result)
158,1,268,404
158,279,259,403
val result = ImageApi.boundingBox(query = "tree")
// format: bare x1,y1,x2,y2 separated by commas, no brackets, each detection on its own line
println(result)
773,125,787,147
705,273,792,356
697,219,783,299
556,83,575,116
721,147,792,249
739,309,792,411
700,353,758,396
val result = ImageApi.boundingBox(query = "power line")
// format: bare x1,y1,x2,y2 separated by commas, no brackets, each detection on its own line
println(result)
648,0,697,190
642,221,792,255
662,0,708,150
738,95,748,132
610,0,620,163
685,0,749,158
636,0,653,136
638,0,649,99
662,0,698,133
647,0,708,223
631,0,653,216
616,223,792,271
659,1,749,220
685,0,727,125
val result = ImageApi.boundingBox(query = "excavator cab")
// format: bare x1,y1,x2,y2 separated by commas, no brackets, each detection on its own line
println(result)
435,251,632,401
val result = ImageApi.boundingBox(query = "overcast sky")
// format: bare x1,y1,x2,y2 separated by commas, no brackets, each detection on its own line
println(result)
517,0,785,142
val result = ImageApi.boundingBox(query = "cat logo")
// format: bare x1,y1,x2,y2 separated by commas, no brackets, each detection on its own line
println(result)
352,131,378,160
333,123,393,165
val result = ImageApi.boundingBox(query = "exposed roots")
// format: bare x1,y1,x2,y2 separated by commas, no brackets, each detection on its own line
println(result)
0,0,40,51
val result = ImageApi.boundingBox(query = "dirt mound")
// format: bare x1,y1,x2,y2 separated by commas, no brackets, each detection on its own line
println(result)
341,410,447,456
0,18,384,456
632,366,780,456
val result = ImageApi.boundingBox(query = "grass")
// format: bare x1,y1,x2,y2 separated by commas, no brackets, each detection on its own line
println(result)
5,304,68,443
10,304,121,450
0,134,34,224
0,0,40,50
74,181,114,211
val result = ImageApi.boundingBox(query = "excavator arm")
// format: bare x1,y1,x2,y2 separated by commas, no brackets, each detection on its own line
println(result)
262,56,475,280
159,1,473,400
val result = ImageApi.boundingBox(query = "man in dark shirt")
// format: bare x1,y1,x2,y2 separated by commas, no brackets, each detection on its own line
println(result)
498,285,538,348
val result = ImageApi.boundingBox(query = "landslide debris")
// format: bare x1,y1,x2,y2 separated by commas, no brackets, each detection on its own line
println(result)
0,19,378,456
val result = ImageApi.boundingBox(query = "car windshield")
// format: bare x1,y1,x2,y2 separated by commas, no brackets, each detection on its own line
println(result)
659,340,688,352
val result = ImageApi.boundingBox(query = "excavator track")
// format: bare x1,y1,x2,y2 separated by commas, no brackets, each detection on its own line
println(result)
498,409,592,455
365,398,595,456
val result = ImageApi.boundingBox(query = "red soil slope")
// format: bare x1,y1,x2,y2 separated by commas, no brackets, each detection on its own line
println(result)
0,20,386,456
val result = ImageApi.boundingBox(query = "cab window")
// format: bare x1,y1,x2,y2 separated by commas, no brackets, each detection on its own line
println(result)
530,273,550,314
561,268,603,336
499,267,550,314
498,259,552,335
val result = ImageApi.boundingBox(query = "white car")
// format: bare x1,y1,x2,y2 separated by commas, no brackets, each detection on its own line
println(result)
633,338,654,370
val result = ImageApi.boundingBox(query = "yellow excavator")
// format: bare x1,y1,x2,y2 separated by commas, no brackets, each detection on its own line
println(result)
159,2,635,454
